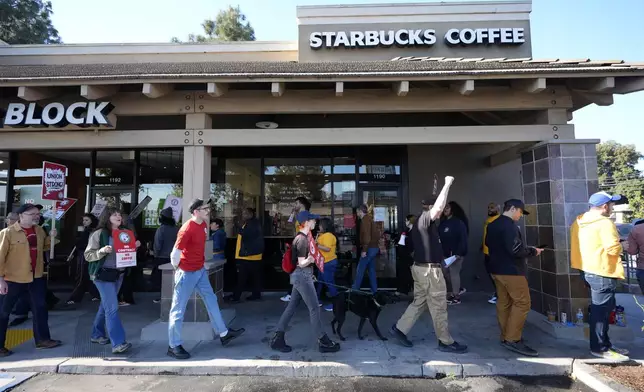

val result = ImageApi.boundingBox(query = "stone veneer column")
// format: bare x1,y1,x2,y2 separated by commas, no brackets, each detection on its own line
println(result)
521,141,599,321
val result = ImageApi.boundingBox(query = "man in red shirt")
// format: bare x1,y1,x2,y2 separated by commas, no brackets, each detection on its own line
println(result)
167,198,244,359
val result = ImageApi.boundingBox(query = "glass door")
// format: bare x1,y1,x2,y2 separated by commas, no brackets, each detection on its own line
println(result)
91,188,134,219
357,185,401,289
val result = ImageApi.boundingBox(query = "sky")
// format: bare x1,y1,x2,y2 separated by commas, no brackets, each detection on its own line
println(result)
47,0,644,166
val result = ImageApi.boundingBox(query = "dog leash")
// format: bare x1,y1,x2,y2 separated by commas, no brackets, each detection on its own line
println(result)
312,276,381,308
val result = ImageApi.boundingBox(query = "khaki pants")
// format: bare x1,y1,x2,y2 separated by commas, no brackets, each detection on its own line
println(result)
492,274,531,343
396,264,454,345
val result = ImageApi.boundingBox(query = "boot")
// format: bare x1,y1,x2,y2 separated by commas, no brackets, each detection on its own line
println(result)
270,331,292,353
318,333,340,353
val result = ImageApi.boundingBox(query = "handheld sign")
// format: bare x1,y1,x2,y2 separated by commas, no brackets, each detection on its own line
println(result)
113,229,137,268
307,232,325,273
42,198,77,221
90,199,108,219
41,161,67,259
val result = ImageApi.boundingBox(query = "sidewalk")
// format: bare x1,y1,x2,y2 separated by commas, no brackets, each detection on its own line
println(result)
0,292,642,378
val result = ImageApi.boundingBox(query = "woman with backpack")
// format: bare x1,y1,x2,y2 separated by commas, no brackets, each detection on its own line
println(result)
270,210,340,354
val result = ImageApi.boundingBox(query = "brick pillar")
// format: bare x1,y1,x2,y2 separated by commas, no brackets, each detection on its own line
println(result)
521,141,599,320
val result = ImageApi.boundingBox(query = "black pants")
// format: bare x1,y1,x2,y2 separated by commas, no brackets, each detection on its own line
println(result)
14,287,59,316
68,254,100,303
484,254,497,296
233,259,262,300
0,278,51,346
151,257,168,292
395,255,413,295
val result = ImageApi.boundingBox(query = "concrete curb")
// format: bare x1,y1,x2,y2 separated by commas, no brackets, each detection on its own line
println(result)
461,358,572,377
572,361,639,392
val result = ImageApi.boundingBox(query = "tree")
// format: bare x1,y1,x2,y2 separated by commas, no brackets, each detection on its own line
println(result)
0,0,61,44
171,5,255,43
597,141,644,222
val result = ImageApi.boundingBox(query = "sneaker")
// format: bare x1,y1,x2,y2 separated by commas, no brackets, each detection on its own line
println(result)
280,294,291,302
0,348,13,357
118,302,131,307
270,331,292,353
438,341,468,354
502,340,539,357
447,296,461,305
318,334,340,353
390,325,413,347
591,349,629,362
112,342,132,354
152,298,161,304
91,297,100,302
220,328,245,347
65,300,76,306
167,345,191,360
488,296,497,305
609,346,630,356
8,316,28,327
90,337,110,345
323,304,333,312
458,288,467,296
35,339,62,349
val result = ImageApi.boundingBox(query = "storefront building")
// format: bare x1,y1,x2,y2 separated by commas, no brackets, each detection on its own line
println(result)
1,1,643,317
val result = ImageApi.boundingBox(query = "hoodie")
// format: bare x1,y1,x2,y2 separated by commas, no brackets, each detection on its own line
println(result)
570,211,623,279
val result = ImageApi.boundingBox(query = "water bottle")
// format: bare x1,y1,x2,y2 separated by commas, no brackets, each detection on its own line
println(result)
576,308,584,326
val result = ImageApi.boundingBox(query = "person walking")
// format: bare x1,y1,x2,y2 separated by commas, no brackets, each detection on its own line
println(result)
84,207,138,354
281,196,311,302
482,203,501,304
270,210,341,353
225,208,264,303
168,199,244,360
485,199,542,357
439,201,469,305
627,218,644,296
0,203,62,357
389,176,467,354
571,192,629,361
66,213,100,305
394,215,415,298
210,218,227,261
353,204,380,294
316,218,338,312
152,207,179,304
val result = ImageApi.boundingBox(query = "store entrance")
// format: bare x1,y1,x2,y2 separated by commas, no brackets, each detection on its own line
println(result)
91,187,134,217
355,185,402,290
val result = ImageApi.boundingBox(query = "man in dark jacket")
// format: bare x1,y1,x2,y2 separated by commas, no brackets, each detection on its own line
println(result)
485,199,543,357
226,208,264,302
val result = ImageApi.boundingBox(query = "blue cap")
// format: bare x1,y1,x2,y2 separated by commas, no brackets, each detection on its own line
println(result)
588,192,621,207
296,210,320,223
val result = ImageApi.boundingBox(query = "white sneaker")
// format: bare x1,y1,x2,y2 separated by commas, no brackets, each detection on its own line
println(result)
488,296,497,304
590,349,629,362
459,288,467,296
280,295,291,302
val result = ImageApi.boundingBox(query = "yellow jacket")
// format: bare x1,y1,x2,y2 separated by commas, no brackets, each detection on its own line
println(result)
0,223,54,283
482,214,500,255
570,211,624,279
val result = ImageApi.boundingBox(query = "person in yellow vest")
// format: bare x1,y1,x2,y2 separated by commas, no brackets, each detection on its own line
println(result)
225,208,264,303
316,218,338,312
281,196,311,303
482,203,500,304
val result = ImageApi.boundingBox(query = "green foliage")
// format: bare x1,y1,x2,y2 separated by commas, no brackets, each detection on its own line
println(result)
597,141,644,222
0,0,61,44
171,5,255,43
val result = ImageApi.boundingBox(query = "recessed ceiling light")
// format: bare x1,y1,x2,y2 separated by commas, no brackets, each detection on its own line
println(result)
0,160,3,164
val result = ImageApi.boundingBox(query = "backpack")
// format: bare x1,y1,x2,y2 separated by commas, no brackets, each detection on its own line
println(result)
282,232,306,274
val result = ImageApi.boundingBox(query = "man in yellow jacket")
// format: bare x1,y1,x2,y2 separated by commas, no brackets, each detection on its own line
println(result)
570,192,628,362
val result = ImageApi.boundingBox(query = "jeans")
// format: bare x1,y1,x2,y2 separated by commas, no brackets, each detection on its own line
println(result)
168,267,227,348
352,248,379,294
316,259,338,300
584,273,617,353
0,277,51,347
637,269,644,296
276,267,325,339
92,275,126,348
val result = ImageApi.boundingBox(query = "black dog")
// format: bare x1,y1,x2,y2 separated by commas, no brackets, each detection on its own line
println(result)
330,291,390,341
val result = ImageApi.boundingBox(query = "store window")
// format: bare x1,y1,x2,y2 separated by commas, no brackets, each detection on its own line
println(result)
358,147,402,184
95,151,135,187
332,157,357,258
211,158,261,237
0,152,8,228
138,149,184,229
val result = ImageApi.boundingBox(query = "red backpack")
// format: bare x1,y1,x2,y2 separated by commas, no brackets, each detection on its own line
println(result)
282,233,306,274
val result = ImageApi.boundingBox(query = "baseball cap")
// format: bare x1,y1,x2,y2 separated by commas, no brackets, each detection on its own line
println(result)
588,192,621,207
296,210,320,223
16,203,44,214
504,199,529,215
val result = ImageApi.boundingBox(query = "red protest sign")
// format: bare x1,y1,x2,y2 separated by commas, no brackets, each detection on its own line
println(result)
307,232,325,273
42,198,77,221
113,229,137,268
41,161,67,201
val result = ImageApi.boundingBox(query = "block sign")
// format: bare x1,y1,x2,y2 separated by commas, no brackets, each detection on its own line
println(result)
41,161,67,201
42,198,77,221
113,229,137,268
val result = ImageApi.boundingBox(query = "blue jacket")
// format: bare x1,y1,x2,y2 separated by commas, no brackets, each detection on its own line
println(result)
438,217,468,257
154,223,179,259
211,229,227,260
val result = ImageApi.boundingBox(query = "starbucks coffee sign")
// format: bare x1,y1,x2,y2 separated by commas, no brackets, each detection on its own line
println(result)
310,27,525,49
2,101,114,127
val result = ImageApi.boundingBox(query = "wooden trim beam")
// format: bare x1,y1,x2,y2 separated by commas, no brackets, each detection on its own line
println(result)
614,77,644,94
572,90,614,107
80,84,119,99
271,82,285,97
17,86,58,101
591,77,615,92
394,81,409,97
335,82,344,97
512,78,546,93
142,83,174,98
207,82,228,97
450,80,474,96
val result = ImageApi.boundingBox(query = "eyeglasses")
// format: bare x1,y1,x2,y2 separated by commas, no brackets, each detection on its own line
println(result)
22,212,40,217
198,207,211,212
